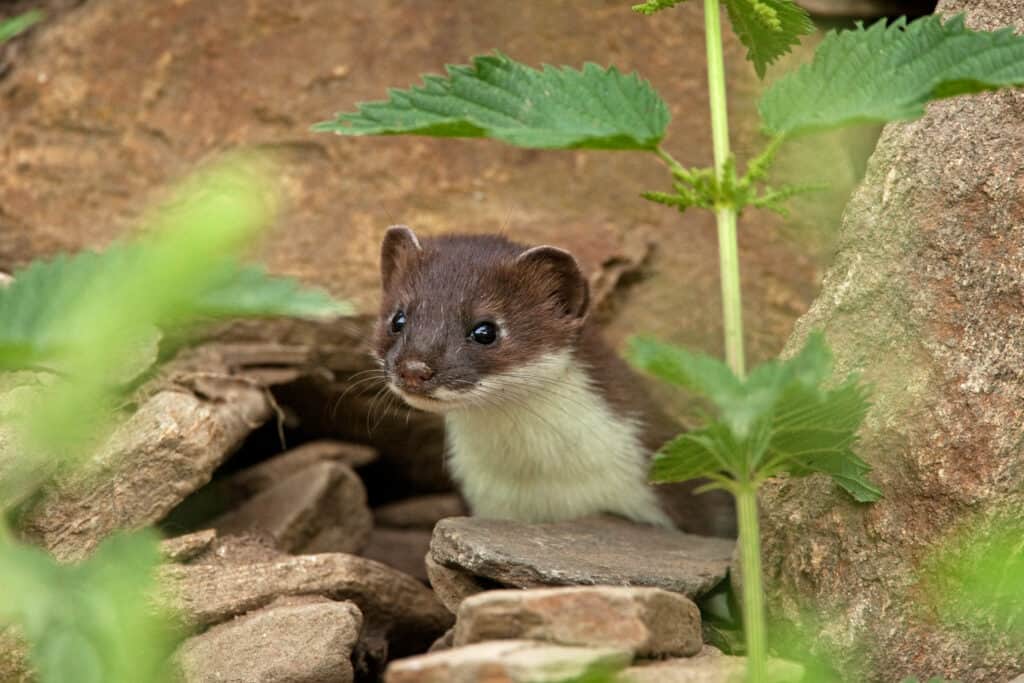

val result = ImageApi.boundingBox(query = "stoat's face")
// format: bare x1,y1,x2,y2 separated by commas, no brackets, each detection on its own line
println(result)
373,226,590,413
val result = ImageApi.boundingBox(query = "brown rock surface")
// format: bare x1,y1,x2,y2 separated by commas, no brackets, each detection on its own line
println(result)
17,376,271,561
225,439,378,499
177,599,362,683
384,640,632,683
161,552,453,655
361,528,433,582
431,516,734,599
373,494,468,529
453,586,702,658
618,654,803,683
160,529,217,563
759,3,1024,682
425,553,488,614
211,461,372,554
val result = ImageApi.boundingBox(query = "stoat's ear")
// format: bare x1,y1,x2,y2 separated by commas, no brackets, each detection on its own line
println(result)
516,245,590,321
381,225,422,290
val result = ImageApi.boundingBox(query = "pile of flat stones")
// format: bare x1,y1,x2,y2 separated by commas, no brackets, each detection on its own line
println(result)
154,435,783,682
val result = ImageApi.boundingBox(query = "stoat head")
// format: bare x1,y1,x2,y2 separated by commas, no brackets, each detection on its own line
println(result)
374,226,590,413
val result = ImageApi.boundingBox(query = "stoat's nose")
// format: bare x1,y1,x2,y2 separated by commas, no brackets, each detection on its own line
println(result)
398,360,434,388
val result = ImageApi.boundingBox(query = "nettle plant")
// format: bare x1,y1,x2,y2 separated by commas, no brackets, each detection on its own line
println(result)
0,158,348,683
315,2,1024,680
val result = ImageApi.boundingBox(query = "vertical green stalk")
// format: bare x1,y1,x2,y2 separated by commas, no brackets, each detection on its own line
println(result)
704,0,746,379
736,483,767,683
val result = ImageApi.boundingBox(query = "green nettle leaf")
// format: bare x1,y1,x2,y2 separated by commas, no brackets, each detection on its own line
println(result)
630,333,879,501
0,9,43,45
632,0,689,15
0,248,348,373
761,13,1024,137
724,0,814,79
313,53,670,151
0,531,180,683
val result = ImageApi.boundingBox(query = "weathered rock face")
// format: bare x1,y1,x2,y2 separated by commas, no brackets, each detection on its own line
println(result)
759,3,1024,681
453,587,702,658
384,640,633,683
431,516,734,599
177,598,363,683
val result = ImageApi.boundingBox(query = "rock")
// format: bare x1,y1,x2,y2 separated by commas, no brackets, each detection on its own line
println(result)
453,586,702,658
211,462,372,554
431,516,734,599
161,529,217,563
373,494,467,529
188,532,288,567
161,552,453,656
361,528,432,582
18,376,272,561
226,439,378,498
618,655,804,683
429,628,454,653
177,598,362,683
384,640,632,683
425,554,488,614
758,3,1024,681
795,0,933,18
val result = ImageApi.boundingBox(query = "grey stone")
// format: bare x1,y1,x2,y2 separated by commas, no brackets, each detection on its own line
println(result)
161,529,217,564
160,552,453,656
211,462,372,554
177,599,362,683
454,586,702,658
431,516,734,599
425,554,487,614
758,3,1024,681
384,640,632,683
373,494,467,529
361,528,432,582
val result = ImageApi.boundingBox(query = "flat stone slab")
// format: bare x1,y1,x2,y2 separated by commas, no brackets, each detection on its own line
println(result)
620,654,804,683
430,516,734,598
384,640,631,683
177,599,362,683
453,586,702,658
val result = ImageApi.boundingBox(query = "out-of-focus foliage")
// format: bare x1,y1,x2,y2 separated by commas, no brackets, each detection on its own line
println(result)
923,513,1024,644
629,332,879,501
0,9,43,44
0,531,178,683
0,155,351,683
761,14,1024,137
314,53,669,151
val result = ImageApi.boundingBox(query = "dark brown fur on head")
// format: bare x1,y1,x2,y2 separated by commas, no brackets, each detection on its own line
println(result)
375,226,590,404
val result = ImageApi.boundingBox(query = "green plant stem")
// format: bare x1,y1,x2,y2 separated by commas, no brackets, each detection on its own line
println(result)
704,0,746,378
736,484,767,683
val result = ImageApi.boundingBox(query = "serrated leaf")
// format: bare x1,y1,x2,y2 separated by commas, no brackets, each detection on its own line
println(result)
0,531,180,683
314,53,669,151
192,264,352,320
635,333,879,501
725,0,813,79
761,14,1024,137
0,10,43,44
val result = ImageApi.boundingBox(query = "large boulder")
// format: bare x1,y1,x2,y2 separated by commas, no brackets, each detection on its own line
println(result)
759,2,1024,681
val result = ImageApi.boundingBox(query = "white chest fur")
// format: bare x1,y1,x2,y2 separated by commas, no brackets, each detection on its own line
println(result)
443,350,673,527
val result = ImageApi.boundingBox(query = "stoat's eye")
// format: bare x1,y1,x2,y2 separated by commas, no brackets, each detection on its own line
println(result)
469,321,498,345
390,310,407,334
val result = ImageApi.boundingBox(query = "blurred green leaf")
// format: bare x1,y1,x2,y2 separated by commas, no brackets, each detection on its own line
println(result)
0,530,181,683
0,10,43,45
314,53,670,151
761,14,1024,137
632,0,689,14
724,0,813,79
632,333,879,499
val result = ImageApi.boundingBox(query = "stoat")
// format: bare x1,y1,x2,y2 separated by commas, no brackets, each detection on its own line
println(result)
373,226,734,537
